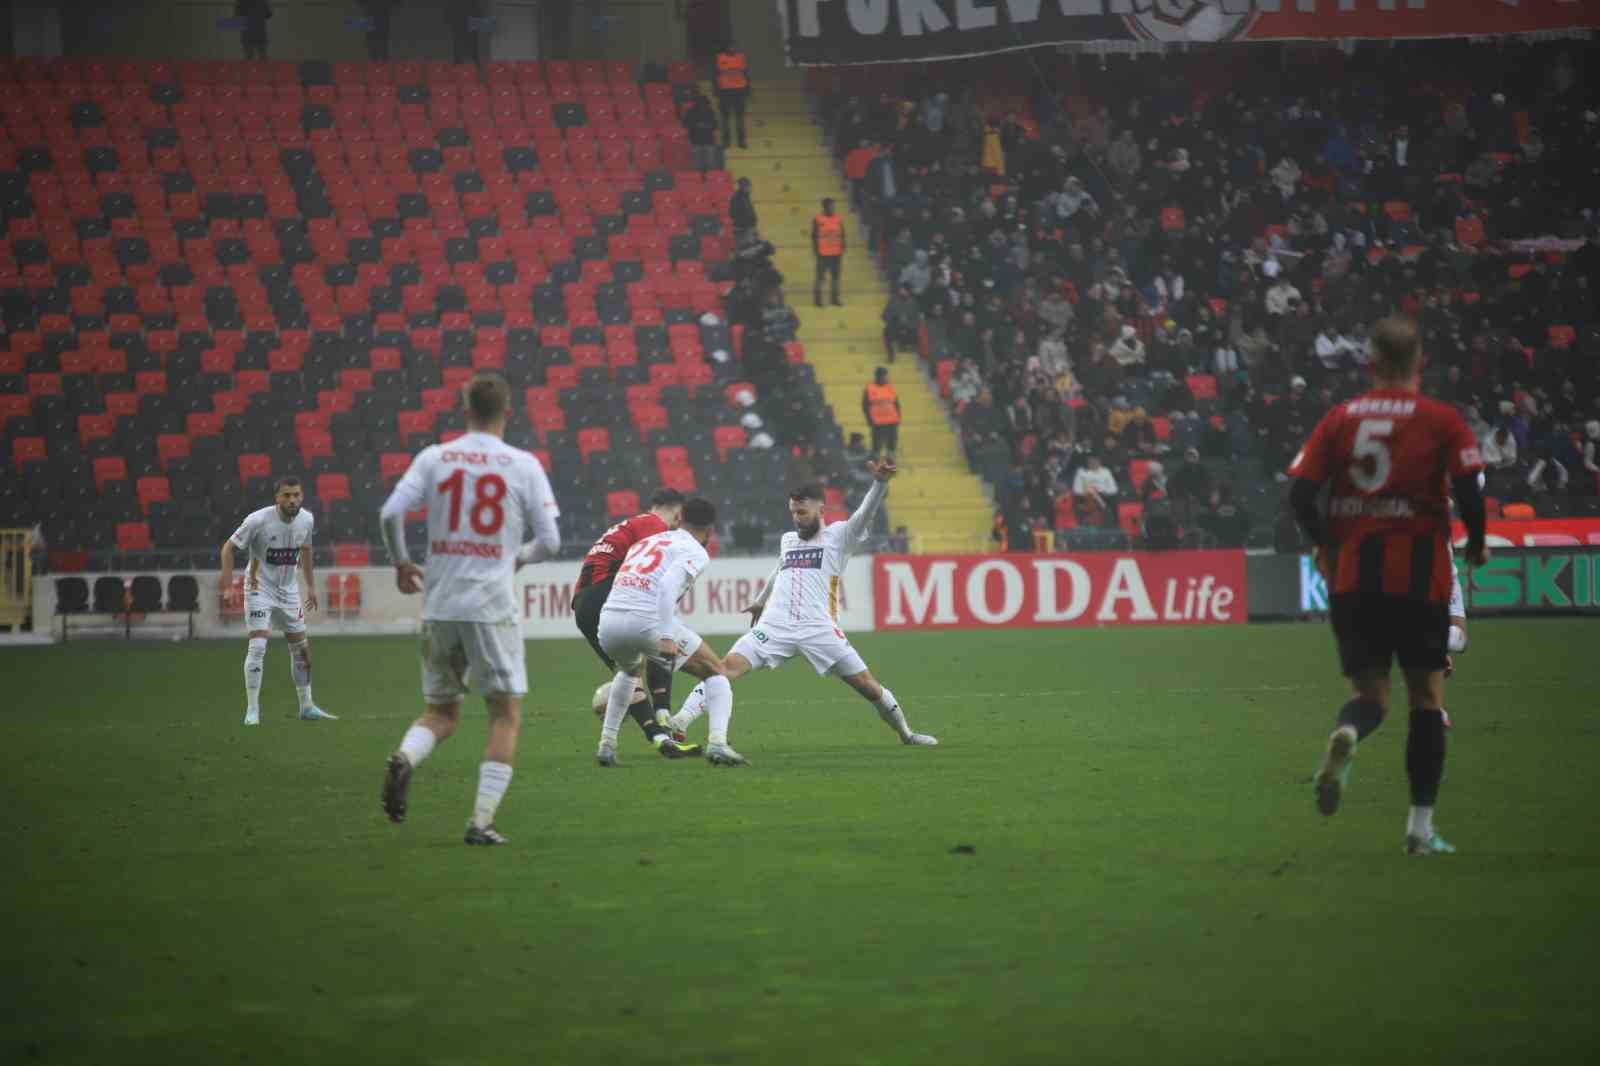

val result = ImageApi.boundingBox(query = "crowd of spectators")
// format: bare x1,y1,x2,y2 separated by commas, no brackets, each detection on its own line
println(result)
819,41,1600,550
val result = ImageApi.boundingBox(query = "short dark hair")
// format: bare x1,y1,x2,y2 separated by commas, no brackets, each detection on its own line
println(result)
789,483,824,502
464,372,510,423
1371,315,1422,378
649,488,686,509
682,497,717,528
275,475,302,492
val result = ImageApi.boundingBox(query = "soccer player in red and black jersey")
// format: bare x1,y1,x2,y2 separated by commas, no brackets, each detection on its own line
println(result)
1288,316,1489,856
572,488,700,757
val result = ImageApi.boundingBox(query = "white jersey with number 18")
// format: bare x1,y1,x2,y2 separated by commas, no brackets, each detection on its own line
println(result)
379,430,560,624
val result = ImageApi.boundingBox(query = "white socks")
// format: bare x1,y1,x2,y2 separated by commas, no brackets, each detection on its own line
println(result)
244,637,267,714
289,639,313,710
703,675,733,745
399,724,437,767
601,669,635,744
676,683,708,729
1448,625,1467,653
1407,805,1434,841
874,686,912,741
473,761,513,829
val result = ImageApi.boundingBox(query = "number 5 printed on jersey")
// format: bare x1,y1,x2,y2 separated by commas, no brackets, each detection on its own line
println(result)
1349,419,1393,493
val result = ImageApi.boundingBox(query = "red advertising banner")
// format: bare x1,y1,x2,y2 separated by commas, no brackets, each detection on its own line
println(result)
873,551,1247,630
1452,517,1600,548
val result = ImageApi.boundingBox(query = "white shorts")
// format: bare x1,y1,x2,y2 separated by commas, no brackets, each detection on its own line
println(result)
245,590,305,635
1449,558,1465,620
730,624,867,678
419,618,528,701
598,611,703,672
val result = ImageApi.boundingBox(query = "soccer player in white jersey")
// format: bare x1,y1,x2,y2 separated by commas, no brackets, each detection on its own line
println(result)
596,497,742,766
376,374,561,846
220,475,336,725
669,460,938,748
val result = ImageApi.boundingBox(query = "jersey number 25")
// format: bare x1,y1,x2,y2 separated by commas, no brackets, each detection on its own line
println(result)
619,540,665,576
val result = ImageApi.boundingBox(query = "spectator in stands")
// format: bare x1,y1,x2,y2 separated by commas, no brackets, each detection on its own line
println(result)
1108,324,1146,377
899,250,932,296
1072,454,1118,527
1265,278,1302,317
684,94,721,173
714,39,751,149
888,526,911,552
1169,447,1212,522
730,178,758,242
950,359,983,406
234,0,272,60
1199,485,1249,547
361,0,396,59
882,285,921,364
449,0,483,65
863,367,901,458
1582,421,1600,494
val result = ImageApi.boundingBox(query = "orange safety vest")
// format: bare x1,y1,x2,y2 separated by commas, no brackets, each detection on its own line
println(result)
865,383,899,426
814,213,844,257
715,51,748,92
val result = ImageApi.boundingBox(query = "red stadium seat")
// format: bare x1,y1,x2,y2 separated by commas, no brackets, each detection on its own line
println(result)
606,490,640,519
136,476,172,514
239,453,272,485
577,427,610,460
712,426,747,460
93,456,128,489
116,522,154,553
316,474,351,504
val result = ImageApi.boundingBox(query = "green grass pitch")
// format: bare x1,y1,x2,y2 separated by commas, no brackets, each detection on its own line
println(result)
3,619,1597,1065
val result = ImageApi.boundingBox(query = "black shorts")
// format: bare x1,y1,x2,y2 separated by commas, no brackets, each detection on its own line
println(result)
572,578,614,672
1329,592,1450,678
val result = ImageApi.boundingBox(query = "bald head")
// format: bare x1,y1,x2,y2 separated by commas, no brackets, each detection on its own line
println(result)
1371,315,1423,386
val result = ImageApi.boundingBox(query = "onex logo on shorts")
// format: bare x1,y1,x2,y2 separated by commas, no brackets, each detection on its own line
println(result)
752,629,768,643
781,548,824,571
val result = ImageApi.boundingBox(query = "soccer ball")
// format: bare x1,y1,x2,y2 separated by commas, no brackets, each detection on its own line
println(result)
591,679,646,717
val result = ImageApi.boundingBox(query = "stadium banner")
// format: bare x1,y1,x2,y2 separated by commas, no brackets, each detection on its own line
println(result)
779,0,1598,66
1452,516,1600,548
872,550,1246,630
31,557,877,641
514,556,875,639
1462,547,1600,615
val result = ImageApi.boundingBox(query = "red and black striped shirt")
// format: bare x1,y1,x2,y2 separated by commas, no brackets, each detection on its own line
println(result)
1289,390,1483,604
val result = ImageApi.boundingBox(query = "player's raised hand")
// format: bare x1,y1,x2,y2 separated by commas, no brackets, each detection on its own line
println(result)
868,457,898,482
395,562,425,594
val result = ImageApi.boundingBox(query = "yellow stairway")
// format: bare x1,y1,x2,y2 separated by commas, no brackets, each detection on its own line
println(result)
725,80,993,554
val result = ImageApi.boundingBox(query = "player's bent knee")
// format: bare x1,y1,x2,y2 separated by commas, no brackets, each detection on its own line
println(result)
248,629,270,640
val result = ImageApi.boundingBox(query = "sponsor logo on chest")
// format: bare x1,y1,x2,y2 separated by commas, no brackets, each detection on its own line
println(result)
782,547,825,571
265,546,299,565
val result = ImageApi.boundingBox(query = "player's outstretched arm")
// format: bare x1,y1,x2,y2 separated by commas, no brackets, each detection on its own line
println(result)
843,464,893,542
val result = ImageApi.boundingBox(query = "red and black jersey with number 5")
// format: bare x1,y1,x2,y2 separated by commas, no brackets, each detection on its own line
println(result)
577,513,668,590
1289,389,1483,604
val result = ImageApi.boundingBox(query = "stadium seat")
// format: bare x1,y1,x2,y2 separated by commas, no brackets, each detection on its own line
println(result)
606,489,640,518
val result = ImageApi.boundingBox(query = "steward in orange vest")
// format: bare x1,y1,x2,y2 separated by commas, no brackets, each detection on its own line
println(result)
812,198,845,307
714,43,749,150
862,367,901,458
